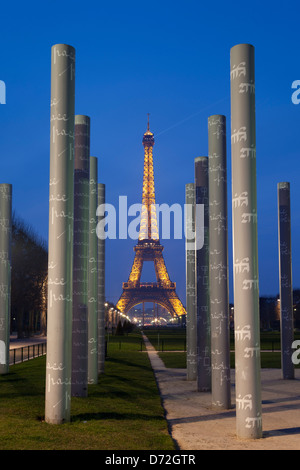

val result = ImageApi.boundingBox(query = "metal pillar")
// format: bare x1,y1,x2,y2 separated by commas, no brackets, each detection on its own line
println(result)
195,157,211,392
45,44,75,424
71,115,90,397
230,43,262,438
278,182,294,380
88,156,98,384
97,183,106,374
208,115,231,409
0,184,12,375
185,183,197,380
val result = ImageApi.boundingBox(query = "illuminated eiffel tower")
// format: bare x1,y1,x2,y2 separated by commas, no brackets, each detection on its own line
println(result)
116,116,186,318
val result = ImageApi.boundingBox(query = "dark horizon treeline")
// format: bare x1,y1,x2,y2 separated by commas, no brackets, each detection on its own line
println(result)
11,213,48,338
259,291,300,330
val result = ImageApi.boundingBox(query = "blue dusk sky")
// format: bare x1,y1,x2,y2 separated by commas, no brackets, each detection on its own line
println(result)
0,0,299,306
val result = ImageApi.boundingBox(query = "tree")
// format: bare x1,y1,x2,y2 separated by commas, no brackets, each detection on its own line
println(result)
115,320,124,336
11,213,48,337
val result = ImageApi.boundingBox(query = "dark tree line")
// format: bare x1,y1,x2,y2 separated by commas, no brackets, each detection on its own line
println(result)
115,319,135,336
11,213,48,338
259,290,300,330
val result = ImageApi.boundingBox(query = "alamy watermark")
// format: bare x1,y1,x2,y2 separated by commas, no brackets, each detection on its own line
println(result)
0,80,6,104
95,196,204,249
291,340,300,365
291,80,300,104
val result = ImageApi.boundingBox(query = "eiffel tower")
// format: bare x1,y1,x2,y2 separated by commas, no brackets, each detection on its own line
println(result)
116,117,186,318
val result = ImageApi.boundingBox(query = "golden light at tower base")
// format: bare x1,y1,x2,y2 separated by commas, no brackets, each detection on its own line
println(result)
116,118,186,318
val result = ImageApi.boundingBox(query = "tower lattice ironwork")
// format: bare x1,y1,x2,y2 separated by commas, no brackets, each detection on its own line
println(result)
116,118,186,318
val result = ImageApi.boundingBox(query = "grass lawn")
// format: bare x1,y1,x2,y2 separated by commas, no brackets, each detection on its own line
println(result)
145,328,300,353
146,327,300,369
144,327,187,351
158,351,300,369
0,333,175,450
2,328,298,449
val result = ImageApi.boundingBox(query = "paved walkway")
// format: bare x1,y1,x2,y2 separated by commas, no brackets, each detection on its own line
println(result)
142,334,300,450
9,334,47,365
9,333,47,349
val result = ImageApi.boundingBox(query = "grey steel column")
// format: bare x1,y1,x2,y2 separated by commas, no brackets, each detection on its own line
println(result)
185,183,197,381
0,184,12,375
45,44,75,424
97,183,106,374
230,43,262,438
71,115,90,396
208,115,231,409
195,157,211,392
278,182,294,380
88,156,98,384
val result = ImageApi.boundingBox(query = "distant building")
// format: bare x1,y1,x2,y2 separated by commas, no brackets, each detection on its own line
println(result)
229,290,300,331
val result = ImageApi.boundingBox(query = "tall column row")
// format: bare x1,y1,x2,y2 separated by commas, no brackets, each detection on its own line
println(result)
45,44,76,424
186,43,270,440
0,185,12,376
72,115,90,397
45,44,105,424
97,183,106,375
185,183,197,381
88,157,98,384
278,182,294,380
208,115,231,409
195,157,211,392
230,43,262,439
